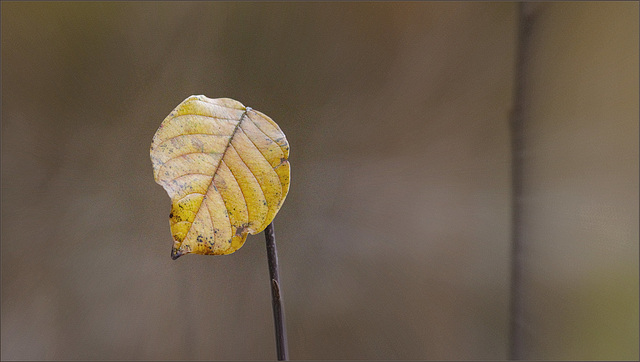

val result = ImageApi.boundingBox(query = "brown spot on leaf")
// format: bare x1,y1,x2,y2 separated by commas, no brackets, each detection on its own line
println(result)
235,224,248,237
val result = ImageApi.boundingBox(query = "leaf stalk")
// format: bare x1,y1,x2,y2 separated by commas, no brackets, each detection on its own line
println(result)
264,222,288,360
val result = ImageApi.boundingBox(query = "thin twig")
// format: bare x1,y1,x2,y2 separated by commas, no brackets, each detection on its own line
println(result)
264,222,289,360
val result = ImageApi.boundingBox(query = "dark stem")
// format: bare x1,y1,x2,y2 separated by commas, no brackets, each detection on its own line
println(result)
264,222,289,361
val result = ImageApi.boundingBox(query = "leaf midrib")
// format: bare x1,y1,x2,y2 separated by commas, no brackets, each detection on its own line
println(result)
181,108,250,247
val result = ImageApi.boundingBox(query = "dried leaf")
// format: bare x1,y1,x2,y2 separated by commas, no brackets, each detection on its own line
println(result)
150,95,290,259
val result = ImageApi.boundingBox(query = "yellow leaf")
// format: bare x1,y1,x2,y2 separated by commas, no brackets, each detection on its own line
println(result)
150,95,290,259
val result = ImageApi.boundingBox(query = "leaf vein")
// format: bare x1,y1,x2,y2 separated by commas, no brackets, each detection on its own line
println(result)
229,141,269,213
221,159,250,228
192,98,244,112
174,172,212,178
155,132,228,150
173,191,207,205
246,112,288,156
202,192,217,246
187,109,249,247
157,152,220,178
171,113,239,123
237,125,283,192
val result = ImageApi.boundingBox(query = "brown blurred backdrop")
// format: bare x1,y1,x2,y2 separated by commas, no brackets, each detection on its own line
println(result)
1,2,638,360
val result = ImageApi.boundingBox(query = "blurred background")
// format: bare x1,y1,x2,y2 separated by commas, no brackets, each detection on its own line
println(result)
1,2,637,360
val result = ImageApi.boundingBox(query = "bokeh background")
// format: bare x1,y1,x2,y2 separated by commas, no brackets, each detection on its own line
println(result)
2,2,638,360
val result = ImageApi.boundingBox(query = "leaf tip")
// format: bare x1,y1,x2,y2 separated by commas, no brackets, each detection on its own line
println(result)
171,248,184,260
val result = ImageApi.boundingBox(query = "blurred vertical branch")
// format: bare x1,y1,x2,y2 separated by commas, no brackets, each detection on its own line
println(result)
509,2,535,360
